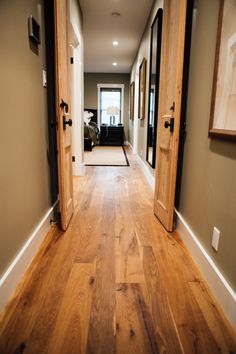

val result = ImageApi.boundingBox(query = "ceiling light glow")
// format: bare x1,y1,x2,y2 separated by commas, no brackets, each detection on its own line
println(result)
112,62,118,66
113,41,119,46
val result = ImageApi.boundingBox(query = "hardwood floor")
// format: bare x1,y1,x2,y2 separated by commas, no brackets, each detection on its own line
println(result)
0,149,235,354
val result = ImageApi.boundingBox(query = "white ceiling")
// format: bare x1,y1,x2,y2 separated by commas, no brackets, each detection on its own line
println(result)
79,0,154,73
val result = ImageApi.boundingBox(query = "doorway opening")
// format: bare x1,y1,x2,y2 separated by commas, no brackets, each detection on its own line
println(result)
84,83,127,166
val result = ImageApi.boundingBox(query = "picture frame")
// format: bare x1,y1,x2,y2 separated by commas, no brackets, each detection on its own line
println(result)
138,58,147,119
209,0,236,140
130,82,135,120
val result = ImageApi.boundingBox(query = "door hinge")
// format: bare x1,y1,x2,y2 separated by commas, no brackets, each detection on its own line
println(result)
70,57,74,64
72,156,75,162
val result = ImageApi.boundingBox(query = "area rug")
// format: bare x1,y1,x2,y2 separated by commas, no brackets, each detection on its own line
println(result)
84,146,129,166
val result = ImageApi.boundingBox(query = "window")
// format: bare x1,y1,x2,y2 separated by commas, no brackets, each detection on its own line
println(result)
97,84,124,126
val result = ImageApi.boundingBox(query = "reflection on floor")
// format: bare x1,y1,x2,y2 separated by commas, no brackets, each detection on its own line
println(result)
0,148,235,354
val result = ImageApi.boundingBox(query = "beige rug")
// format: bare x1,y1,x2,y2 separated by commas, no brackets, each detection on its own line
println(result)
84,146,129,166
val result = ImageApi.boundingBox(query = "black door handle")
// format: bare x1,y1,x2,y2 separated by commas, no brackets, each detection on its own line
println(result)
63,116,72,130
164,117,174,133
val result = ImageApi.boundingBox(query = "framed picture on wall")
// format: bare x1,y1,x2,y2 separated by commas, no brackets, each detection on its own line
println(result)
138,58,147,119
209,0,236,140
130,81,135,120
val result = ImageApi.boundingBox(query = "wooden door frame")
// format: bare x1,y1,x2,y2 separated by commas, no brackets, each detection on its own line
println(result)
44,0,59,205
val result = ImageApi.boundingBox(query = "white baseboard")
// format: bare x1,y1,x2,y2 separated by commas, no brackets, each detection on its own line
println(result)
136,154,155,190
73,161,85,176
175,209,236,331
0,202,58,312
127,141,133,151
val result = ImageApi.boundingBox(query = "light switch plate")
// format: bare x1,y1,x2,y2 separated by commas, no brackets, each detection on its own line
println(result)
212,227,220,251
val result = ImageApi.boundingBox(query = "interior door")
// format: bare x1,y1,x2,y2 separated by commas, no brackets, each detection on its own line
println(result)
54,0,74,230
154,0,188,232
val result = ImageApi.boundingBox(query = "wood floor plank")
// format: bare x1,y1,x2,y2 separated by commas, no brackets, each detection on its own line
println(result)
142,246,184,354
86,188,116,354
47,263,95,354
0,149,235,354
22,223,84,354
115,230,145,284
151,242,222,354
116,283,159,354
0,226,64,354
73,211,103,263
189,280,236,353
114,171,145,284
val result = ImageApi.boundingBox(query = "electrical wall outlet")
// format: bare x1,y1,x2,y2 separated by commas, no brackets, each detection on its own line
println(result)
212,227,220,251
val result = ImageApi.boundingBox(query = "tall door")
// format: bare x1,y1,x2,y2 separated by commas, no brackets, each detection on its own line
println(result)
154,0,188,232
54,0,74,230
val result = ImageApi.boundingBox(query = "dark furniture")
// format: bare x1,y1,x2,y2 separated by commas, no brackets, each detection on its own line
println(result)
84,138,92,151
100,125,124,146
84,109,99,151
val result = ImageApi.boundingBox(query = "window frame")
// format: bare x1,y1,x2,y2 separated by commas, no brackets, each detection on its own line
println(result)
97,83,125,127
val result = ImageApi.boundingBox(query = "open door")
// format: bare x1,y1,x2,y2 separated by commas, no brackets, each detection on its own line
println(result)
54,0,74,230
154,0,188,232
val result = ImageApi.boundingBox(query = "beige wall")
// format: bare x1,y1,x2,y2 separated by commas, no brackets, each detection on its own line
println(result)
179,0,236,291
129,0,163,176
0,0,51,276
84,73,130,141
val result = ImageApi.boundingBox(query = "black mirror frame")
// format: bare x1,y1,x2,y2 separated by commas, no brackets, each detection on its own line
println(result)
146,9,163,168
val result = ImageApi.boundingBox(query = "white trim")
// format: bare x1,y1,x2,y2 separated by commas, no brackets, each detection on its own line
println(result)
136,154,155,190
73,161,85,176
97,83,125,127
124,140,129,146
127,141,133,151
0,202,58,312
97,84,125,89
175,209,236,331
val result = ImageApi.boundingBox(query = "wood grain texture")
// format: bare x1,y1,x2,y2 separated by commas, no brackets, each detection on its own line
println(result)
143,246,184,354
54,0,74,230
154,0,188,231
47,263,95,354
0,149,235,354
86,186,116,354
116,283,158,354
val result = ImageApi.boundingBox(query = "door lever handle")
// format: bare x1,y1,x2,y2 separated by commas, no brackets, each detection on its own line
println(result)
164,117,174,133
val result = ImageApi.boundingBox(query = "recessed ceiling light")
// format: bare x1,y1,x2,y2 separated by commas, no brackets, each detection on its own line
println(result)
112,62,118,66
111,12,121,17
113,41,119,46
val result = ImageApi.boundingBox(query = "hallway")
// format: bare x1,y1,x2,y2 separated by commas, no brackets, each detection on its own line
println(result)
0,150,235,354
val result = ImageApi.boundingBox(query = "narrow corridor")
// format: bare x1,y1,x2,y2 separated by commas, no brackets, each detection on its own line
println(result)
0,150,235,354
